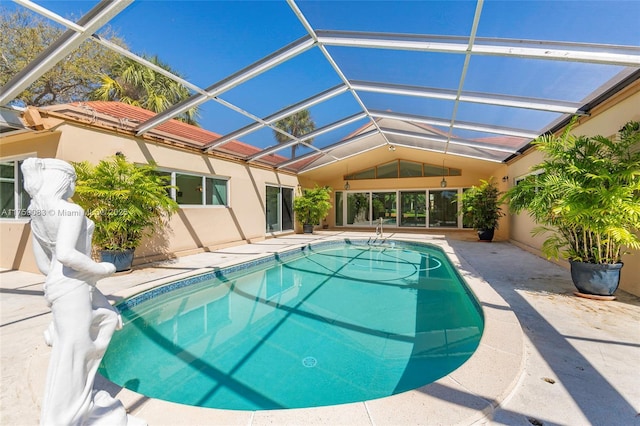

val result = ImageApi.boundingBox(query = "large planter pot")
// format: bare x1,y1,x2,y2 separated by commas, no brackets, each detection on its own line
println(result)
302,224,314,234
477,228,494,242
99,249,135,272
569,260,623,296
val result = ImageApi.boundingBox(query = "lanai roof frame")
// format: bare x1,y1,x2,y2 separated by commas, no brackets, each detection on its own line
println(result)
2,0,639,171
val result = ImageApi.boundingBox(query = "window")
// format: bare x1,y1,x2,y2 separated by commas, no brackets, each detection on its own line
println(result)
1,159,30,219
372,192,396,225
429,190,458,228
399,160,422,178
336,188,468,229
376,161,398,179
400,191,426,227
335,192,344,226
344,160,461,181
515,170,544,190
157,170,228,206
266,185,294,233
347,192,370,226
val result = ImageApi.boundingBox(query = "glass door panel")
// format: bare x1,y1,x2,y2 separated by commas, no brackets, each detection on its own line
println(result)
429,190,458,227
347,192,370,226
282,187,293,231
372,192,397,226
400,191,426,227
266,186,280,232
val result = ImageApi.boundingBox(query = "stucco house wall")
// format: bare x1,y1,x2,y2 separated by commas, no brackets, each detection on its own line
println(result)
506,82,640,295
1,114,299,272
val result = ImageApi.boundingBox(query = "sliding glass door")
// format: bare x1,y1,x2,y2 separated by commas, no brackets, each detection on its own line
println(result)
266,185,294,233
399,191,426,227
429,190,458,227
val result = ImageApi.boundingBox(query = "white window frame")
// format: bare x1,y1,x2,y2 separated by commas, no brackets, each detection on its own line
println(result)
336,187,466,229
514,169,544,186
0,154,35,221
156,169,229,208
266,184,295,234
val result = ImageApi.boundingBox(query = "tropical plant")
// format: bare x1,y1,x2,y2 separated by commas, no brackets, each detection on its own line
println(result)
293,185,332,226
73,155,178,251
1,8,123,106
505,120,640,264
460,178,504,231
273,109,315,158
90,55,199,125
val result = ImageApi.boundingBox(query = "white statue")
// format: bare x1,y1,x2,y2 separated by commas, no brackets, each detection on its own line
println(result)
22,158,145,426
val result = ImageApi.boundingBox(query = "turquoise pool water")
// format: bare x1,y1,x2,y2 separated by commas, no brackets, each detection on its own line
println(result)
100,241,483,410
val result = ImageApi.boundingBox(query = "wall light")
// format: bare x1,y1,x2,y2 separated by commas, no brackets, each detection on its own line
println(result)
440,159,447,188
502,176,509,182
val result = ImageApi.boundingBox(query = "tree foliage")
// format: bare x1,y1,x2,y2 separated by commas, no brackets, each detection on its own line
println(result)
460,178,504,231
293,185,332,225
0,8,123,106
90,55,200,125
273,109,316,158
505,120,640,264
73,155,178,251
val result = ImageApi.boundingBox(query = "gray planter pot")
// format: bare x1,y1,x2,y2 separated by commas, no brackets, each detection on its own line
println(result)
302,224,314,234
99,249,135,272
569,260,623,296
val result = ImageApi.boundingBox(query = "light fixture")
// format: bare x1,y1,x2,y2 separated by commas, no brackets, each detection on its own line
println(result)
440,159,447,188
344,181,350,190
388,144,396,152
502,176,509,182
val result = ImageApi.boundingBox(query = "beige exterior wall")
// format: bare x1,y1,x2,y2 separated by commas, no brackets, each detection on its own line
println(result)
506,82,640,295
300,144,510,241
0,121,299,272
0,132,62,271
3,85,639,297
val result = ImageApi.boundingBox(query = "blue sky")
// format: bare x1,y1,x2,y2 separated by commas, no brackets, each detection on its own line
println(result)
8,1,640,150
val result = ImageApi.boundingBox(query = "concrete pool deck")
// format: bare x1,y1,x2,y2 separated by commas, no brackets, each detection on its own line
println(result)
1,231,639,425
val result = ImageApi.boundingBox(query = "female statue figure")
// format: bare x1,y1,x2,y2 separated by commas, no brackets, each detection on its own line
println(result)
22,158,144,426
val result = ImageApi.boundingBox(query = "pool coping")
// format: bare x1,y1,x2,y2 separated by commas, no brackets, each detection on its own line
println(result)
109,236,525,425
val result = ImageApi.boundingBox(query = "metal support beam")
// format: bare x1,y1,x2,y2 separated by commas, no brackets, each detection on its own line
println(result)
276,129,379,169
383,140,504,163
444,0,483,154
287,0,396,153
203,84,347,151
248,112,367,161
317,30,640,67
381,128,519,153
369,110,539,139
1,0,133,106
135,36,315,136
352,80,582,114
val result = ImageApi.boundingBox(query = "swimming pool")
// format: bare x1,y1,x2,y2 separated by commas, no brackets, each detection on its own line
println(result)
99,240,483,411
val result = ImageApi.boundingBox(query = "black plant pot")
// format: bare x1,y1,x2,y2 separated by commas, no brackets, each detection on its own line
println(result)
302,224,314,234
477,228,494,242
569,260,623,296
99,249,135,272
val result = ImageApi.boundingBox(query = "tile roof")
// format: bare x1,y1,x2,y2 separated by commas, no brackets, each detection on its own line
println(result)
44,101,288,163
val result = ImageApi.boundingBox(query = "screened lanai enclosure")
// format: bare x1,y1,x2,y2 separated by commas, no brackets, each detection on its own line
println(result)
2,0,639,173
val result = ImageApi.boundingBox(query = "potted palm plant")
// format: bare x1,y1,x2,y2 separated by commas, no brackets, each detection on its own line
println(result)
460,178,504,242
73,155,178,271
505,120,640,297
293,185,332,234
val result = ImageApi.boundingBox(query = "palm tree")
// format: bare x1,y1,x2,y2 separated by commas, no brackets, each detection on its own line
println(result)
273,109,315,158
90,55,199,126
